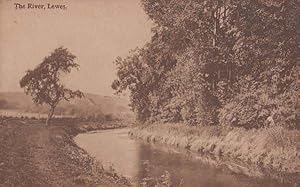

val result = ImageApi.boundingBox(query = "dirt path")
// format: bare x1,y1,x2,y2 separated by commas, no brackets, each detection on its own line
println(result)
0,122,129,186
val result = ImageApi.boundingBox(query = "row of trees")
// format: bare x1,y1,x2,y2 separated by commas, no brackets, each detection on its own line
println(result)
112,0,299,129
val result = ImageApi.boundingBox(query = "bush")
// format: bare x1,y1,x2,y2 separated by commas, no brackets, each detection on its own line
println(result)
219,85,298,129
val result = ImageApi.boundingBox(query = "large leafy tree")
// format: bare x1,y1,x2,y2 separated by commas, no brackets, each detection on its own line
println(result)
20,47,83,125
113,0,299,128
218,0,300,129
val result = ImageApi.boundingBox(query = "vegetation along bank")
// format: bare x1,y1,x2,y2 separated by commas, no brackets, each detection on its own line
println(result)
0,117,131,186
129,123,300,175
112,0,300,179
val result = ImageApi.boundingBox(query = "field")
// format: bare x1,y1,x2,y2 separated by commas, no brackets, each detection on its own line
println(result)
0,92,134,121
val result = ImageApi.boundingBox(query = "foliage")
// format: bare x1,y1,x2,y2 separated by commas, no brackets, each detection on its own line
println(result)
20,47,83,124
131,123,300,173
113,0,299,129
219,67,299,129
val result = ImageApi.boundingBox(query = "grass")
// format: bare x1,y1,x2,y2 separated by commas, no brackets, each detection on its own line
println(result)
0,118,131,186
129,123,300,174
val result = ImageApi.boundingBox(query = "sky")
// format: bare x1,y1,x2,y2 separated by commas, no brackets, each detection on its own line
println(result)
0,0,153,96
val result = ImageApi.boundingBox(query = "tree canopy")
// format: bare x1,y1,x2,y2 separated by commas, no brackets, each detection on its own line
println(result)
113,0,299,129
20,47,83,124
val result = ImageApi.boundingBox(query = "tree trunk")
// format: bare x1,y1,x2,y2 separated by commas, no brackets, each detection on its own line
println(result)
46,107,55,126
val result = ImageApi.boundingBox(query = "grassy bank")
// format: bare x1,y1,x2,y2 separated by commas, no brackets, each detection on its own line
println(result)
0,118,131,186
129,123,300,175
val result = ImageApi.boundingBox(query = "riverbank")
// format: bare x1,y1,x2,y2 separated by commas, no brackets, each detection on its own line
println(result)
129,123,300,179
0,119,131,186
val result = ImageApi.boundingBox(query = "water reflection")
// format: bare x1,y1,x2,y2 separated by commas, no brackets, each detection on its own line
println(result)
74,128,296,187
74,129,141,179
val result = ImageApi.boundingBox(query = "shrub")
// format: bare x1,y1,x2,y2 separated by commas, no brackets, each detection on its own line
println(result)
219,85,298,129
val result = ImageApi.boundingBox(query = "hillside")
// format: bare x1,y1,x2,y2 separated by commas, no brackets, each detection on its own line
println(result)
0,92,133,120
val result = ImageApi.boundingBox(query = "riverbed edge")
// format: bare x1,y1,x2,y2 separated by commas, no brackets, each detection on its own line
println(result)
64,121,133,186
0,119,132,186
129,123,300,175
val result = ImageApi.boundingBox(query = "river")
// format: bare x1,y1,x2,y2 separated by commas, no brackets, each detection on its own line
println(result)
74,128,296,187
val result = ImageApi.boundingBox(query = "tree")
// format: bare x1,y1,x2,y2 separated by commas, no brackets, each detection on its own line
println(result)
20,47,84,125
113,0,299,128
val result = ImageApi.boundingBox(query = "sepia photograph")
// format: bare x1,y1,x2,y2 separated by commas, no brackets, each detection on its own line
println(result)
0,0,299,186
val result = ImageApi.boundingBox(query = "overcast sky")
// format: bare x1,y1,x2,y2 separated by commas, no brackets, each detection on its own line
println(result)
0,0,152,96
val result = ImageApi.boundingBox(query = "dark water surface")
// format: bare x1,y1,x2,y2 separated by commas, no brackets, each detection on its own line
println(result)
74,128,296,187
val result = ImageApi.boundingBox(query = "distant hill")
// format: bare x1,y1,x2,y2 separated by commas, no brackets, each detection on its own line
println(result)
0,92,133,120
